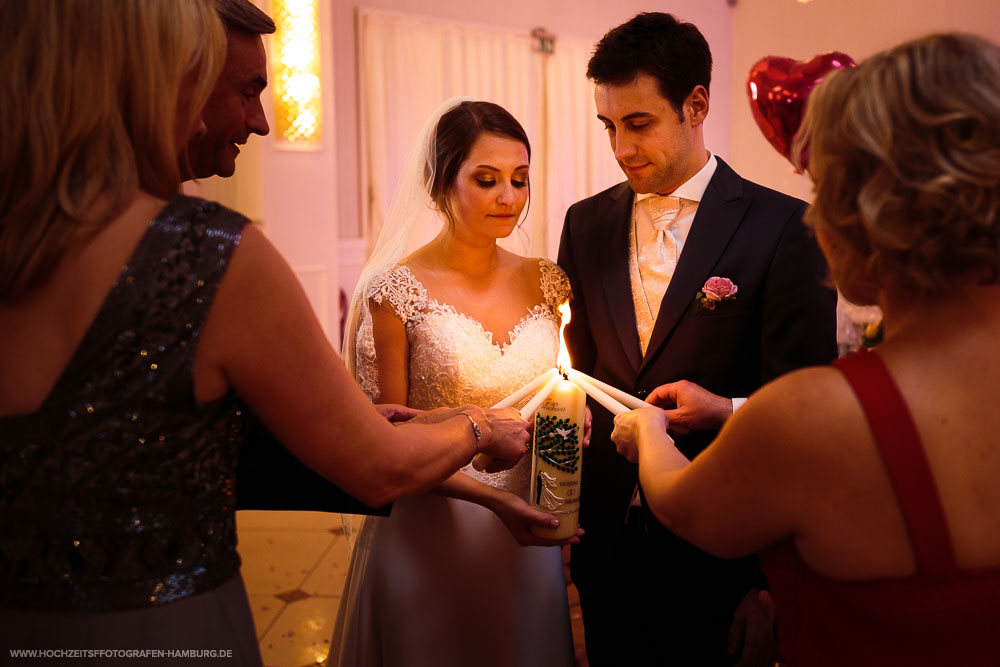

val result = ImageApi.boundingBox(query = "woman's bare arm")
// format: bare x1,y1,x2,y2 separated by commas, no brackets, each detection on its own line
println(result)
195,225,528,507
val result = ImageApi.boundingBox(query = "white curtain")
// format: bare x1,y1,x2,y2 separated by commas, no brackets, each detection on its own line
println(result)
358,8,619,263
542,35,622,259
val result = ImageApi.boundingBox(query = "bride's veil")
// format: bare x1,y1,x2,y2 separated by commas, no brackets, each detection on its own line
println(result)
332,97,471,662
343,96,532,398
343,96,470,398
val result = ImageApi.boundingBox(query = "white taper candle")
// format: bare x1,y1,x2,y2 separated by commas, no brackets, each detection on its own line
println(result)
566,368,648,411
491,368,558,410
567,373,630,416
517,373,564,421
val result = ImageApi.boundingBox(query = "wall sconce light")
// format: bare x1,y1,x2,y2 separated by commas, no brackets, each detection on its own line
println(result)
272,0,322,145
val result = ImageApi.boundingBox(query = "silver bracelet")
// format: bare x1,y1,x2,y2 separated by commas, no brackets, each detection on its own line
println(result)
460,412,482,453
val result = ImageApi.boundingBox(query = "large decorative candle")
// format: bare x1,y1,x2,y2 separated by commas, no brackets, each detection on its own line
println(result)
529,378,586,539
530,301,587,539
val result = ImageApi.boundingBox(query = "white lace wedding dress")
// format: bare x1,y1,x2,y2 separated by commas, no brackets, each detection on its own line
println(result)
329,259,575,667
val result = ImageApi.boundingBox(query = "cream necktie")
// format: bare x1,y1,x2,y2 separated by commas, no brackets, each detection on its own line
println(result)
637,195,683,319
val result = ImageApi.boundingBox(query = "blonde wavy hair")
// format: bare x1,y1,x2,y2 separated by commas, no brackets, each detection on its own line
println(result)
0,0,226,302
795,33,1000,304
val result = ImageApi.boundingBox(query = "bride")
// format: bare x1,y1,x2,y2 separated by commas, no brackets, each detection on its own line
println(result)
330,99,580,666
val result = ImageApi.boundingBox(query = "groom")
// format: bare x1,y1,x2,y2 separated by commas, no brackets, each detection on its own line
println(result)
558,12,837,666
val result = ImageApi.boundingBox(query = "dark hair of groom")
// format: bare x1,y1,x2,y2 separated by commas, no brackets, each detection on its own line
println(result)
586,12,713,121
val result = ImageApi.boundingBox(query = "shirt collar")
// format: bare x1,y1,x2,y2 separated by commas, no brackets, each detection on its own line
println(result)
635,151,717,204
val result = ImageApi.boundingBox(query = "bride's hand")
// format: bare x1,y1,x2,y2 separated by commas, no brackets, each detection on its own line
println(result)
488,490,584,547
473,407,531,471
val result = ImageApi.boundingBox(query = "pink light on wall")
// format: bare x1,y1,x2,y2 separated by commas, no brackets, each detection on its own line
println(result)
272,0,322,145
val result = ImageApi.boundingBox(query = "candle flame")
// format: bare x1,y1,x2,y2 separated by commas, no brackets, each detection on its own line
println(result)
557,301,572,374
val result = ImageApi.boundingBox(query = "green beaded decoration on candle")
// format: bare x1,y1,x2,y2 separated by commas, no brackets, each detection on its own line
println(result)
533,415,581,473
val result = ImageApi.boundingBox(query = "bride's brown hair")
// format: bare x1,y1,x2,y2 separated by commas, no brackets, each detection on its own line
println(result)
428,101,531,225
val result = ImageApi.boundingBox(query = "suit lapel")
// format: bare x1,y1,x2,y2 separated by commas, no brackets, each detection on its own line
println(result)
598,183,642,373
639,159,750,375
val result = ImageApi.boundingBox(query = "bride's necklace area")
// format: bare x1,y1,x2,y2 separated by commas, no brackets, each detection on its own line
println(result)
429,233,502,279
403,263,546,351
413,240,508,301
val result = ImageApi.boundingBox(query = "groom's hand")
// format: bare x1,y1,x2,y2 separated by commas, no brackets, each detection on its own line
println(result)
645,380,732,434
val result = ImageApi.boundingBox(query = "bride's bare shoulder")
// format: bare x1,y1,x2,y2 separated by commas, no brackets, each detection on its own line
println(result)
498,250,553,276
401,243,448,272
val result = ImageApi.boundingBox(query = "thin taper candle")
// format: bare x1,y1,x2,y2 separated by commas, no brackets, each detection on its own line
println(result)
492,368,558,410
570,373,676,446
567,373,630,416
566,368,648,411
517,373,563,421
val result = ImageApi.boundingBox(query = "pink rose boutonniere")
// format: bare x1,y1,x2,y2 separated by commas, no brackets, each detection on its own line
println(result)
691,276,738,313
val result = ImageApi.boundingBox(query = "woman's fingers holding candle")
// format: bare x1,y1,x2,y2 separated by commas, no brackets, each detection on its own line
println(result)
611,407,668,463
490,491,585,547
611,411,640,463
476,407,531,469
583,405,593,448
474,375,557,471
480,408,533,473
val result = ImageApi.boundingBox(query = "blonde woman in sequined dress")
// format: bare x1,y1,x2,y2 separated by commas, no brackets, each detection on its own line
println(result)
0,4,530,662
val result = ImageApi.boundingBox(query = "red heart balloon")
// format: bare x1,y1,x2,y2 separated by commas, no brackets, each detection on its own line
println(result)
747,52,856,168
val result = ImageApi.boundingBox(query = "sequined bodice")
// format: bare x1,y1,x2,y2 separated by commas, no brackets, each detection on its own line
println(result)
0,195,250,612
359,261,571,493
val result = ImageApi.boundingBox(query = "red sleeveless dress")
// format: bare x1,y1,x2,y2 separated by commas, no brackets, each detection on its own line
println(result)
762,349,1000,666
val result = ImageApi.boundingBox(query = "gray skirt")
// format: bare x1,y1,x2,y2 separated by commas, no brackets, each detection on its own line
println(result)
0,574,261,666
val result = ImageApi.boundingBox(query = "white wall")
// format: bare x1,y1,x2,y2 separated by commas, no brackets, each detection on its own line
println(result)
728,0,1000,199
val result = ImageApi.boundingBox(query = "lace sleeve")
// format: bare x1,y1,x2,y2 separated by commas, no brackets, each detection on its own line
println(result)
365,265,428,323
539,259,572,311
353,265,428,401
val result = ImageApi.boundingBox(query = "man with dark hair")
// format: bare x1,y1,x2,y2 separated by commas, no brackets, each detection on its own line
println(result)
558,12,837,666
183,0,274,179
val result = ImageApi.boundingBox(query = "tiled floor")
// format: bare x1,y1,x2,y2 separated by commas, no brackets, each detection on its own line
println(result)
236,510,588,667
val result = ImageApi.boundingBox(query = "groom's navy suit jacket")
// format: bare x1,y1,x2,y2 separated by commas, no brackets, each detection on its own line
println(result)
558,157,837,659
